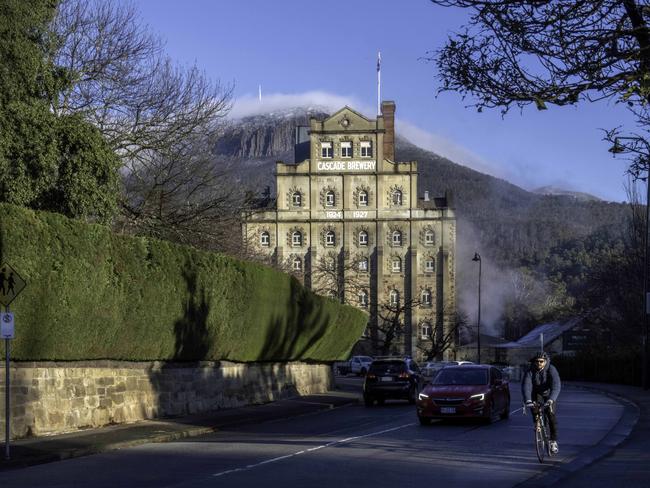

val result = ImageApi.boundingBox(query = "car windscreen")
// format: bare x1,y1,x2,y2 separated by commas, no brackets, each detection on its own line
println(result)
358,356,373,362
432,368,488,385
369,361,406,374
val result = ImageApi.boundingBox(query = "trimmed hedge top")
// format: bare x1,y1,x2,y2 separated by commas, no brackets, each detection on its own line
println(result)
0,203,367,361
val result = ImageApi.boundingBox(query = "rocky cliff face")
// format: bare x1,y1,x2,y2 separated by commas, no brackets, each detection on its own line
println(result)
217,108,328,159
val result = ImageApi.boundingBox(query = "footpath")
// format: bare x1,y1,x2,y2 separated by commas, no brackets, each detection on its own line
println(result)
0,390,358,471
1,381,649,487
521,381,650,488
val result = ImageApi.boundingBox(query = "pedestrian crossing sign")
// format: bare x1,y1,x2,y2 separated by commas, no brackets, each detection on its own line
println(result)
0,262,26,307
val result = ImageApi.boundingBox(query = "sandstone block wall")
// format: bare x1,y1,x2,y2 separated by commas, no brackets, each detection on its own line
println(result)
0,361,332,439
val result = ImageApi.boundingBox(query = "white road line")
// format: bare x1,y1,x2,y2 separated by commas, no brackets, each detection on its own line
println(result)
511,406,524,415
211,422,415,478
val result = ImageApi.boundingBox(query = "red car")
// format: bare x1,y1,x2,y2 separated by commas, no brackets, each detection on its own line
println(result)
416,365,510,425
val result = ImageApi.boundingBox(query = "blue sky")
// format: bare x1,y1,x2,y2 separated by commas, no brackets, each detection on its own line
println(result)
129,0,633,202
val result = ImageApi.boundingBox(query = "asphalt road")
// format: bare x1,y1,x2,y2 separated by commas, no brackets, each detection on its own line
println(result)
0,379,624,488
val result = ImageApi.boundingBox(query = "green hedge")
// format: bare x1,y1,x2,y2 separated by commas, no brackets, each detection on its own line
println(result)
0,203,367,361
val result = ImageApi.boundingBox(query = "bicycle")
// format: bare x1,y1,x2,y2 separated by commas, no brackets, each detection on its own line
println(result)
524,401,556,463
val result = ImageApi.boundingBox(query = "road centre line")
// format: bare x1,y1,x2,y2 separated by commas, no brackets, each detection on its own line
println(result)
212,422,415,478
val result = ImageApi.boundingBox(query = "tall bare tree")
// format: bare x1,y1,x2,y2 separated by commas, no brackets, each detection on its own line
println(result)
428,1,650,173
50,0,239,249
417,308,468,361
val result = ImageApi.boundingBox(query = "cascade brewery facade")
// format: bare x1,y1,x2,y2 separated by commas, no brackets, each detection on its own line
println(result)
243,102,456,359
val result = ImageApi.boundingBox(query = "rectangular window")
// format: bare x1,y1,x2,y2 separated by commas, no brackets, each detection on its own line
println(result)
425,259,434,273
341,141,352,158
321,142,332,158
360,141,373,157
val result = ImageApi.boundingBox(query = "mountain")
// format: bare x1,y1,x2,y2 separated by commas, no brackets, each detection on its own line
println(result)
532,186,602,202
220,108,629,266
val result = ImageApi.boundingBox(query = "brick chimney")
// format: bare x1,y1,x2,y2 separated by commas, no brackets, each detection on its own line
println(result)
381,101,395,161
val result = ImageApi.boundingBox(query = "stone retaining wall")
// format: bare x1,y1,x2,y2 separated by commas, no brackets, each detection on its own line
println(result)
0,361,332,439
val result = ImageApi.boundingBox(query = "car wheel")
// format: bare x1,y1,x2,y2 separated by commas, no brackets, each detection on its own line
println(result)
418,415,432,426
500,397,511,420
364,395,374,407
483,400,496,424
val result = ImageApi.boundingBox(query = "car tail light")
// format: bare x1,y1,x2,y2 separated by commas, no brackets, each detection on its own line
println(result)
367,373,377,379
398,372,409,379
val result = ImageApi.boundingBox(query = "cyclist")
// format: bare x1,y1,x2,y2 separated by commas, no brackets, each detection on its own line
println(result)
522,351,561,454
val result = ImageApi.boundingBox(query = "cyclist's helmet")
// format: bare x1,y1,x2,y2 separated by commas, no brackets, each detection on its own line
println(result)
530,351,549,363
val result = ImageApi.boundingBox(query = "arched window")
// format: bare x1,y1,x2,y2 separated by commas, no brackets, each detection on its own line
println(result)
359,230,368,246
325,230,336,246
292,257,302,271
392,231,402,246
260,231,270,247
325,191,335,207
421,322,432,339
358,290,369,308
292,192,302,207
358,257,369,272
392,190,403,206
425,257,435,273
424,229,434,245
389,289,400,306
421,289,432,306
391,257,401,273
292,231,302,247
358,190,368,206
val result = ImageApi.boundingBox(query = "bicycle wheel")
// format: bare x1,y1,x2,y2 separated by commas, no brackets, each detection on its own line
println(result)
535,420,546,463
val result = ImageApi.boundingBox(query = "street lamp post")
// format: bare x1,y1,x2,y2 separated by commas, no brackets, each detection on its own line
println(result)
611,137,650,390
472,252,482,364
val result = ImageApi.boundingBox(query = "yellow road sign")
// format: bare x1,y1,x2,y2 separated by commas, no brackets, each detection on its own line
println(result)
0,262,26,307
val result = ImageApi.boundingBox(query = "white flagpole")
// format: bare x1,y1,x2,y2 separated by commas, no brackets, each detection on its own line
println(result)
259,84,262,102
377,51,381,115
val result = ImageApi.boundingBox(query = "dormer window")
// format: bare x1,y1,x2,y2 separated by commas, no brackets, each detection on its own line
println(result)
321,141,332,158
341,141,352,158
292,192,302,207
325,191,335,207
360,141,373,158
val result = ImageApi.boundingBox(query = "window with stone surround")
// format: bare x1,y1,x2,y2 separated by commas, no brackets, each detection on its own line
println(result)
321,141,332,158
360,140,373,158
341,141,352,158
260,231,270,247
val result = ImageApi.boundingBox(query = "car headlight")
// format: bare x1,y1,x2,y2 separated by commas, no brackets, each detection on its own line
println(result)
418,393,429,401
469,393,485,401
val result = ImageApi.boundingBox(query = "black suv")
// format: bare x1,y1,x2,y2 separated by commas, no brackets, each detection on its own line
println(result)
363,358,422,406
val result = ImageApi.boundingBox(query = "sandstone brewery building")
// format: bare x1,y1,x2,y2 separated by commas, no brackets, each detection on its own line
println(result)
243,102,456,359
